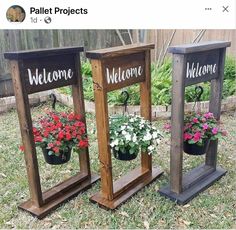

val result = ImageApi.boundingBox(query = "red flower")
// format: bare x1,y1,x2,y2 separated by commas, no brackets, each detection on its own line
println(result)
43,131,49,138
79,139,88,148
66,133,72,141
75,115,82,120
52,114,60,122
19,145,25,152
56,141,61,146
58,131,64,140
193,132,201,142
75,121,84,127
53,147,60,153
48,143,54,148
68,113,75,121
35,136,43,142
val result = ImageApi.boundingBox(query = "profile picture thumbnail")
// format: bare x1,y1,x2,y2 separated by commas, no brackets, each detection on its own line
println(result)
6,5,26,23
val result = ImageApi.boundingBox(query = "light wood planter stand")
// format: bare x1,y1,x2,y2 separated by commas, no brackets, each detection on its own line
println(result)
86,43,163,210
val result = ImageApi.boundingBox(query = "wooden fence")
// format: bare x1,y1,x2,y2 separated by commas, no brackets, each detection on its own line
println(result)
0,29,235,97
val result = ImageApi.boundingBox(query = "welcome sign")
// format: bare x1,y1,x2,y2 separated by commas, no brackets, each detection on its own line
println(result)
103,52,146,92
21,54,77,94
4,47,83,94
184,49,220,86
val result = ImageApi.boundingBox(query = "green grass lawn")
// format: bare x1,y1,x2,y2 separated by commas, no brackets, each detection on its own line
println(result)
0,102,235,229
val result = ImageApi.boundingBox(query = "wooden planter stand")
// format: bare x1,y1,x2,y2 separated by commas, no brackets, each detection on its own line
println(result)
4,47,100,219
86,43,163,210
159,41,231,204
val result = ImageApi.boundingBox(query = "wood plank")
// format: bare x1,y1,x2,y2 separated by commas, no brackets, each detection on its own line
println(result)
168,41,231,54
72,53,91,175
169,54,186,194
4,46,84,60
140,50,152,171
90,167,163,210
19,174,100,219
159,166,227,205
9,60,43,207
206,48,227,168
113,167,149,198
91,59,114,200
86,43,154,59
43,172,89,203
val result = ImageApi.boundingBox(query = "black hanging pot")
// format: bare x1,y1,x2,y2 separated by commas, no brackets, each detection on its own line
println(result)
183,139,210,156
112,149,138,161
42,147,72,165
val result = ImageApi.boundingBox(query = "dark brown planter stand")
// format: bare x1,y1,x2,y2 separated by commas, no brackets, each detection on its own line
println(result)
86,43,163,210
4,47,100,219
159,41,231,205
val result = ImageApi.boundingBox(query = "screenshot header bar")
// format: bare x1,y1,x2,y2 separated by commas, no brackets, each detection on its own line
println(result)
0,0,235,29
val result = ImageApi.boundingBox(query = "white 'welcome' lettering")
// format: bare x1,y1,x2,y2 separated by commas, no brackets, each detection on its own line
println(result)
27,68,74,86
106,66,143,84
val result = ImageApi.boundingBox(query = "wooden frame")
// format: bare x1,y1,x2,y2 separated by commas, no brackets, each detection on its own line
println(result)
86,43,163,210
159,41,231,204
4,47,100,219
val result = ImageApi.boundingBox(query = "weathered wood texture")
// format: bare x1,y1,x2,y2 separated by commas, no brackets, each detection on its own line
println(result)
0,30,127,75
159,41,230,204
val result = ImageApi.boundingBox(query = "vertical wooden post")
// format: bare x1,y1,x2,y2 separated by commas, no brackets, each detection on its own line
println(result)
206,48,226,168
91,59,114,200
72,54,91,175
140,50,152,171
169,54,186,194
10,60,43,207
87,44,163,209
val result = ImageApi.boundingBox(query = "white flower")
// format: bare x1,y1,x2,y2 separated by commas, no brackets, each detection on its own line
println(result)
132,134,137,142
143,132,152,141
110,139,119,147
130,118,134,122
152,132,158,139
122,130,127,135
148,145,155,151
125,133,132,141
121,126,126,130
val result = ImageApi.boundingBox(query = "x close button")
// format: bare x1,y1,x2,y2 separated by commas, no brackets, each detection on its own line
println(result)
222,6,229,12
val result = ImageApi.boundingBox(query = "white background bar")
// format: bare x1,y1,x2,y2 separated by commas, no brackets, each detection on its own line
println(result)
0,0,235,29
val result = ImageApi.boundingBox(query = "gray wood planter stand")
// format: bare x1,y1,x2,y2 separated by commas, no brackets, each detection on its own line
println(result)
4,47,100,219
159,41,231,205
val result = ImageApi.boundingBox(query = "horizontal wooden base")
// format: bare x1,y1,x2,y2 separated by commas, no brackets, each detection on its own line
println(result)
159,166,227,205
90,166,163,210
19,173,100,219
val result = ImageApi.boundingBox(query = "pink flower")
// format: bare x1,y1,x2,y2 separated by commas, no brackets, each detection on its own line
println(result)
202,123,208,130
164,123,171,130
212,127,218,135
204,112,213,119
184,133,192,141
222,130,227,136
192,118,198,123
193,132,202,142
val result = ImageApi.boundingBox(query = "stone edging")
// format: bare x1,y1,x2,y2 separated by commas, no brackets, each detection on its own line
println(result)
53,90,236,119
0,90,53,113
1,89,235,118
